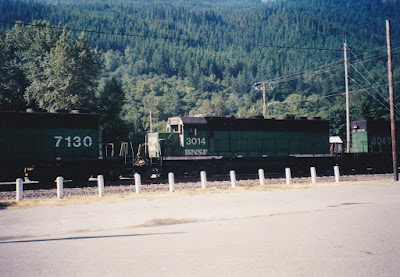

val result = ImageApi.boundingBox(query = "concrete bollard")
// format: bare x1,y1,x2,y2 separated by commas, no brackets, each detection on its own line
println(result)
135,173,141,193
258,169,265,186
97,175,105,197
57,176,64,199
200,171,207,189
310,167,317,184
285,168,292,185
334,166,340,183
230,170,236,188
168,172,175,192
16,178,23,201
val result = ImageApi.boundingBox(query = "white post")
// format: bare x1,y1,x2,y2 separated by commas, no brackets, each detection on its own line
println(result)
334,166,340,183
97,175,105,197
168,172,175,192
200,171,207,189
16,178,23,201
310,167,316,184
258,169,265,186
230,170,236,188
285,168,292,185
57,176,64,199
135,173,141,193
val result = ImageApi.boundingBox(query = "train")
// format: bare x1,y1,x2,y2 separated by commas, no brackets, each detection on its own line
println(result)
136,116,334,177
0,109,397,185
0,109,133,185
341,118,399,173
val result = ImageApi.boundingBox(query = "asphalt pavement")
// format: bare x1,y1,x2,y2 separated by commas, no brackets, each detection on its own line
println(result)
1,181,399,276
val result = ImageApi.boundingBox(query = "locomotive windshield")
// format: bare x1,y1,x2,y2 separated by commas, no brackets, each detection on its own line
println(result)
169,125,179,132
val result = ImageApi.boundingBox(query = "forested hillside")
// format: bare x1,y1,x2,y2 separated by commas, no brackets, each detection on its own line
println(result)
1,0,400,142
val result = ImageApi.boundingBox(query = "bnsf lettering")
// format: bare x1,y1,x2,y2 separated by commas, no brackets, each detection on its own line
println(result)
185,149,208,156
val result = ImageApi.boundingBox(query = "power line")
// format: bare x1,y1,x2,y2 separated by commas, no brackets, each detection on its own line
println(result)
264,81,400,107
348,48,392,105
0,19,391,54
348,76,400,116
347,45,400,115
255,41,399,96
254,59,344,88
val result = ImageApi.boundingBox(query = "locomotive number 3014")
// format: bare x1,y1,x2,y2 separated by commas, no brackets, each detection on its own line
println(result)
185,137,206,146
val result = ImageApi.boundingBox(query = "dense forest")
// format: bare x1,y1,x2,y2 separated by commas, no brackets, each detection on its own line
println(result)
1,0,400,144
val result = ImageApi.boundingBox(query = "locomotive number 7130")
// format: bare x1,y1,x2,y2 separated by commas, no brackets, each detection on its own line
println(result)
54,136,93,148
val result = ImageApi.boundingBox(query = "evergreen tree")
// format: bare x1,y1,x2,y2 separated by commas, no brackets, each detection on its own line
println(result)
97,77,127,142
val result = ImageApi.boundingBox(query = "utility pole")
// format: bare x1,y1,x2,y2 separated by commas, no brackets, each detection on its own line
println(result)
386,20,398,181
344,42,351,153
149,110,153,133
253,81,273,119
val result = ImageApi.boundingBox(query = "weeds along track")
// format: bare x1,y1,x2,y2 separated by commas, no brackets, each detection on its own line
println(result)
0,173,394,201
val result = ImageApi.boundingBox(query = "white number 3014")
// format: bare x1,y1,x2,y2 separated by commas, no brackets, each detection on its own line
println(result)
54,136,93,148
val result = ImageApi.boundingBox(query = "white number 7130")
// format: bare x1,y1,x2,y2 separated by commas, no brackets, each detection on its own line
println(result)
54,136,92,148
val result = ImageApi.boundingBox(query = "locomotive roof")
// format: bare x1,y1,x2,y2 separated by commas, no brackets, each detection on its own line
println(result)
0,110,100,129
168,116,328,132
168,117,208,125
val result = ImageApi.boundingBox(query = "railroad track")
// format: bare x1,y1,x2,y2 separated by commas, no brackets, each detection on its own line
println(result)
0,173,394,201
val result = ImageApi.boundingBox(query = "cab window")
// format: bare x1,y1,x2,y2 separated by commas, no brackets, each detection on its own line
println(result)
188,127,197,136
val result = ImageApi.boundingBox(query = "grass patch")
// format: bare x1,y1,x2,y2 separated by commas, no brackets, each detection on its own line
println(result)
0,178,394,210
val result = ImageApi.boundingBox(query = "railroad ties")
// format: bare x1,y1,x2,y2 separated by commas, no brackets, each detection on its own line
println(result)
12,166,342,201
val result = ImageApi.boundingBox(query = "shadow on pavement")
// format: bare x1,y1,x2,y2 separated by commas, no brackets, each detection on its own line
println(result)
0,232,184,244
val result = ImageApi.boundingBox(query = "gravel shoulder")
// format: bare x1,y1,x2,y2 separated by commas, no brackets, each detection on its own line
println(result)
0,173,395,209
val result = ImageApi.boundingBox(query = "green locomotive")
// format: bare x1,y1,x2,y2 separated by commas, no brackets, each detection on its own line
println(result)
140,116,332,176
346,118,399,172
351,118,400,153
0,109,103,184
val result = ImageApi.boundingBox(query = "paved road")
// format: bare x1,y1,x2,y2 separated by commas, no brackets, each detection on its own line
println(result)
1,182,399,276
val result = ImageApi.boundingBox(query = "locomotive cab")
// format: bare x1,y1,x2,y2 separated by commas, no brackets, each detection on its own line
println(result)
166,117,209,156
351,118,396,153
147,117,210,159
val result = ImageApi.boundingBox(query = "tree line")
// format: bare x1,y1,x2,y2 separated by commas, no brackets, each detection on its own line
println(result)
0,21,126,142
1,0,400,142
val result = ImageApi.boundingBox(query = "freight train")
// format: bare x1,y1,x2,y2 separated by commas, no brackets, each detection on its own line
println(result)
134,116,400,177
0,109,397,185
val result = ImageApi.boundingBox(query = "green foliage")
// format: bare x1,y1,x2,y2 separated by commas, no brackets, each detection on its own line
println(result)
0,29,27,110
96,77,127,142
1,0,400,139
1,21,102,110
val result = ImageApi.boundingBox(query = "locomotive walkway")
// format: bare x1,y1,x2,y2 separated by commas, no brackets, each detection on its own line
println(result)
1,181,400,276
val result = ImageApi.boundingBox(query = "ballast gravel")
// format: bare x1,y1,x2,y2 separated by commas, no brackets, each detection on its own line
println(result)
0,173,395,201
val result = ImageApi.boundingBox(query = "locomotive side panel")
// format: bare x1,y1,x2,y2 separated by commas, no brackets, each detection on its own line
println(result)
6,128,100,162
208,117,329,158
0,110,102,182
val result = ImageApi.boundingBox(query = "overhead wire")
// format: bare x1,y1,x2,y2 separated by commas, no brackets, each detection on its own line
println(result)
347,45,400,115
255,60,344,87
348,76,400,116
2,19,399,116
0,19,391,54
264,81,400,107
251,41,400,116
